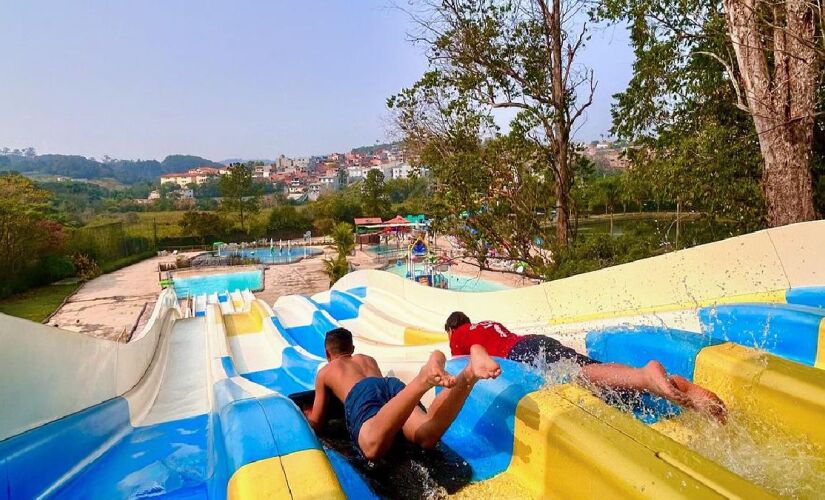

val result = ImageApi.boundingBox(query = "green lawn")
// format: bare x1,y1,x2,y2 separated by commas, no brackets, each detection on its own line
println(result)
88,210,276,240
0,283,82,323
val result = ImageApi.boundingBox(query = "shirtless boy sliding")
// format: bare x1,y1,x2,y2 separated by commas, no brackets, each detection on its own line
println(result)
306,328,501,460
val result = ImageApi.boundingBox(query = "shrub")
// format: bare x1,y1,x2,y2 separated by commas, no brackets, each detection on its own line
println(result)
73,254,102,281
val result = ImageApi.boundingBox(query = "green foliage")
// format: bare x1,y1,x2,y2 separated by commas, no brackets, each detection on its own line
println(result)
322,222,356,286
322,255,350,287
219,163,261,232
98,250,156,274
361,169,390,217
160,155,222,172
0,151,221,185
545,233,663,280
179,211,228,244
0,173,65,295
266,205,312,239
308,189,363,224
330,222,355,256
41,255,76,281
67,222,152,265
597,0,766,231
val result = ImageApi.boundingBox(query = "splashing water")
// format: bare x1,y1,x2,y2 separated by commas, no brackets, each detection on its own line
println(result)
521,348,822,496
655,410,824,497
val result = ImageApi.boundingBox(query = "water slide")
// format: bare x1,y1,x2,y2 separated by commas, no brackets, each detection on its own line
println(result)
1,221,824,498
271,221,825,497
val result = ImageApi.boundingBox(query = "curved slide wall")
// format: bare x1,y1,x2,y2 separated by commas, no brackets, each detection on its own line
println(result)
335,221,825,330
0,286,345,498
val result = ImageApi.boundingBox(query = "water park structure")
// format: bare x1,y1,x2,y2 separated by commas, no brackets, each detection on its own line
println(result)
1,221,824,498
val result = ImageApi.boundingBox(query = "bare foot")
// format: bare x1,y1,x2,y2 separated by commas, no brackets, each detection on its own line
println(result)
465,345,502,381
419,350,455,388
670,375,727,424
642,361,687,405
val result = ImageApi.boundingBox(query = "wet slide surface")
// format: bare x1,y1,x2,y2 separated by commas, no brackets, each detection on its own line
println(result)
45,317,210,499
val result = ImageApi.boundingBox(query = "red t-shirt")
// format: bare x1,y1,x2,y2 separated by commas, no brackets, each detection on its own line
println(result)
449,321,522,357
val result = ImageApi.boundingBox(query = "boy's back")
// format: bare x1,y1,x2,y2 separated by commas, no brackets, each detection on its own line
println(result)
320,353,383,402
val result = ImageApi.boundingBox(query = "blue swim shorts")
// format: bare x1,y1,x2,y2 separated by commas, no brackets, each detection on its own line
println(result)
344,376,406,452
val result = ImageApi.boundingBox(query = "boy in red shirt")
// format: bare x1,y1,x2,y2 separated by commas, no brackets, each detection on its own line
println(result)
444,312,726,422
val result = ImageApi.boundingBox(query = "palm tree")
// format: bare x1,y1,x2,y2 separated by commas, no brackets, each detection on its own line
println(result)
331,222,355,256
323,222,355,286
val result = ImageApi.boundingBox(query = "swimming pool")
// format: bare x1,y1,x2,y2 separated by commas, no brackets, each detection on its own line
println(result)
217,246,323,264
382,264,508,292
365,244,405,257
172,270,263,297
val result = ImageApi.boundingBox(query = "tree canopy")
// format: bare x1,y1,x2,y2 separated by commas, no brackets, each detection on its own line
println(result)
219,163,261,232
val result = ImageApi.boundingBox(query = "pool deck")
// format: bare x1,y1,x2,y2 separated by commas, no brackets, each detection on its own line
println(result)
48,240,534,341
47,253,194,341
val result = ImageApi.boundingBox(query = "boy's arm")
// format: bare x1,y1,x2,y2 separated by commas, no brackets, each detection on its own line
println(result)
306,368,328,431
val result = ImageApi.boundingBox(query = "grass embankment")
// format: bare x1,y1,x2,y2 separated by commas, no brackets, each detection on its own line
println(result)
90,210,275,240
0,283,81,322
0,250,156,323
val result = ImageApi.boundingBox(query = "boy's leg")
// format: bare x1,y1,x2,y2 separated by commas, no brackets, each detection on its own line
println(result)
581,360,687,404
403,345,501,449
358,351,454,460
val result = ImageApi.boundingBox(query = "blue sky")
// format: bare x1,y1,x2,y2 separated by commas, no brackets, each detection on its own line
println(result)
0,1,633,160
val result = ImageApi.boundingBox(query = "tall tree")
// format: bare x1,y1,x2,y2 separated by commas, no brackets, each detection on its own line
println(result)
219,163,260,232
722,0,820,225
179,211,227,245
391,0,596,247
601,0,822,227
361,169,390,217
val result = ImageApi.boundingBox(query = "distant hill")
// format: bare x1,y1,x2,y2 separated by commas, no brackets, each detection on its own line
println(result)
0,153,222,185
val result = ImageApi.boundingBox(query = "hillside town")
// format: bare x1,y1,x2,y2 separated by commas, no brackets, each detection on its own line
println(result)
154,144,413,203
151,141,626,204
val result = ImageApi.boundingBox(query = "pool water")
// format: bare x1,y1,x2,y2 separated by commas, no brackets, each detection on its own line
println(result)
383,264,508,292
217,246,323,264
172,270,263,297
366,244,405,257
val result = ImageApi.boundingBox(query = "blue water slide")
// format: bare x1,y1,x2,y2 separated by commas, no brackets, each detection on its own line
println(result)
785,286,825,309
585,326,717,379
270,311,336,358
239,347,320,396
439,358,544,481
699,303,824,366
309,290,365,322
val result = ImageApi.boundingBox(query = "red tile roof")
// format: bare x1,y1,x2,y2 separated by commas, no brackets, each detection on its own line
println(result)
354,217,383,225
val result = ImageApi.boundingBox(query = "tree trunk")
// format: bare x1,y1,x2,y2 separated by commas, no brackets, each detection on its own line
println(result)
555,154,570,246
724,0,818,226
550,0,570,247
759,126,816,225
609,210,614,236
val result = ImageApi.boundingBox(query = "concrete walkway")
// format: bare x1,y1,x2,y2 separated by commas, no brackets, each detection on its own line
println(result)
48,254,185,341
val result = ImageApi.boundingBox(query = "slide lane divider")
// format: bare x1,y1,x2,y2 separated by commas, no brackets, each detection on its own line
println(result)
207,303,348,499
